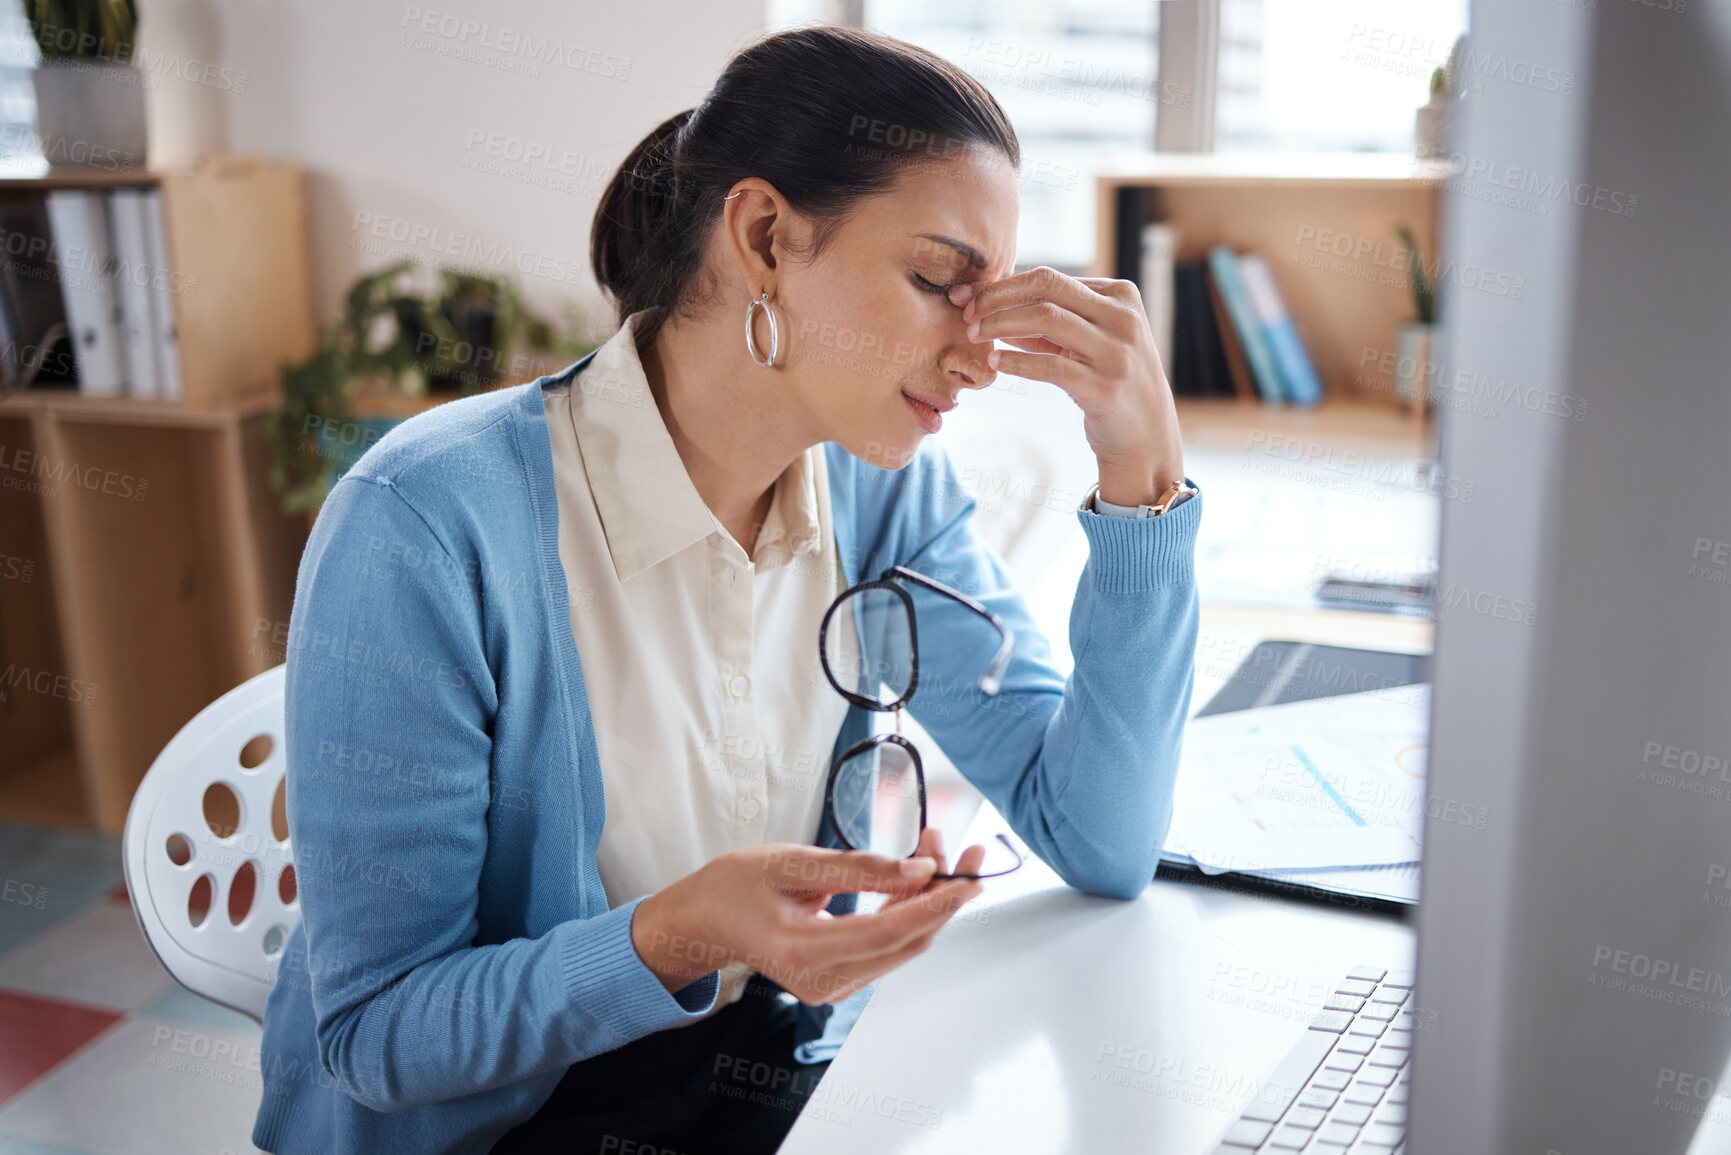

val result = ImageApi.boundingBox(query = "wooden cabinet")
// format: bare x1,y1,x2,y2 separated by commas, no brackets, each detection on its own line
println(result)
0,157,311,832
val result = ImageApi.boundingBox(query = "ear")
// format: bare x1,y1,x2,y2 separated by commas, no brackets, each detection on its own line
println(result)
720,179,793,296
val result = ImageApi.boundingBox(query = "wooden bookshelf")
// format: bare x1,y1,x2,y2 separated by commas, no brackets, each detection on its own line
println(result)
1093,152,1448,415
0,156,312,832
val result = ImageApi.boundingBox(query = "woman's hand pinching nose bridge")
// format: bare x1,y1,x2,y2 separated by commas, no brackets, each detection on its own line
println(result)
946,265,1186,508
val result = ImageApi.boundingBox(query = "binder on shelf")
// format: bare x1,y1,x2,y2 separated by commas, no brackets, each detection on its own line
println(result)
1138,222,1176,380
44,190,126,397
139,190,182,401
1238,253,1323,408
1206,246,1285,403
108,189,160,400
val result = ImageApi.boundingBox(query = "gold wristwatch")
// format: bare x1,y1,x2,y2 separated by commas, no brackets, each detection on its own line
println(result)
1090,479,1197,518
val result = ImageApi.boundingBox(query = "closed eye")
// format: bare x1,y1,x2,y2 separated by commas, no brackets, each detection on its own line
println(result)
913,273,958,297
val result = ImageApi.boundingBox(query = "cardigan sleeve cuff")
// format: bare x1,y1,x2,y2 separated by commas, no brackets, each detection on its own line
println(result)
1075,480,1201,593
553,895,720,1042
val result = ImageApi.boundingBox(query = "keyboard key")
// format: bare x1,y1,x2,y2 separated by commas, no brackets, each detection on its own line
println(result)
1367,1046,1408,1068
1324,993,1367,1014
1369,988,1410,1007
1348,966,1388,983
1357,1065,1399,1088
1375,1103,1409,1125
1316,1121,1363,1146
1285,1105,1328,1129
1297,1087,1339,1112
1365,1121,1406,1145
1385,1082,1410,1105
1220,1119,1274,1147
1335,1035,1376,1054
1251,1030,1336,1120
1385,1029,1415,1050
1337,978,1378,998
1267,1124,1314,1149
1324,1051,1364,1073
1332,1102,1374,1126
1348,1019,1388,1039
1343,1080,1386,1106
1309,1010,1355,1033
1391,1011,1416,1031
1360,1003,1399,1022
1312,1067,1353,1090
1382,970,1416,989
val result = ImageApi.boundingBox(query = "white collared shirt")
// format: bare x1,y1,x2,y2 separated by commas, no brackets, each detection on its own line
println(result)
543,309,853,926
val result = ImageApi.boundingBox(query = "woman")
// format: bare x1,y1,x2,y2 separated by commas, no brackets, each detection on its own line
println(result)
252,24,1199,1155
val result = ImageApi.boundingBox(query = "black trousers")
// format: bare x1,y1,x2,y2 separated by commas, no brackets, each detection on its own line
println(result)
491,977,831,1155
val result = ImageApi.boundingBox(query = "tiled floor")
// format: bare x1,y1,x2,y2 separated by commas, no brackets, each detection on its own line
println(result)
0,800,993,1155
0,822,264,1155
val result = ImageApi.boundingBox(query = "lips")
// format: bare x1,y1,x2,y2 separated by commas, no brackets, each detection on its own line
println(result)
901,390,954,434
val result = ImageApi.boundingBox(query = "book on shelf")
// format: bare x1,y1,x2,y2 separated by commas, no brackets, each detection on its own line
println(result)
1205,264,1257,400
1237,252,1322,408
1206,245,1286,404
1137,222,1176,379
1168,261,1235,398
44,189,126,397
0,194,77,394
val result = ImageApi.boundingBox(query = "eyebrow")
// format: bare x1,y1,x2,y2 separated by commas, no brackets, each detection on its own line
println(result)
915,233,992,272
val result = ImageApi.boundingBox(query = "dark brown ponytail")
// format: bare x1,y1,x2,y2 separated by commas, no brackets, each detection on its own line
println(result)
589,25,1019,353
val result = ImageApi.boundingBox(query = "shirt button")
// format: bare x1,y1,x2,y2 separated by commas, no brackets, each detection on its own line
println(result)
739,798,762,820
728,674,751,698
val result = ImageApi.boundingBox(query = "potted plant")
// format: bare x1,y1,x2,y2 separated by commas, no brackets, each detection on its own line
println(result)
1393,224,1435,418
268,264,597,514
1414,35,1465,160
21,0,146,170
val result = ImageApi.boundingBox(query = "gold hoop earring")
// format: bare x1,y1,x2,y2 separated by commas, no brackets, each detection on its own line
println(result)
745,290,778,367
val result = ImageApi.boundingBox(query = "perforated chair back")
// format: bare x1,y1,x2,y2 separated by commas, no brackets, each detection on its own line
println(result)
123,664,298,1023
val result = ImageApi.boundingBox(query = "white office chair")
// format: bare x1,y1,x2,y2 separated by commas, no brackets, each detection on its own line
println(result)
123,664,298,1023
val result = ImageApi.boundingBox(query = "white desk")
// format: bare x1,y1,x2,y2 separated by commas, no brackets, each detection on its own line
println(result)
780,802,1416,1155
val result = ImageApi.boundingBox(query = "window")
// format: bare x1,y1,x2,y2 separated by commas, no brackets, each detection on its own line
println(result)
770,0,1166,271
1217,0,1470,153
0,6,46,175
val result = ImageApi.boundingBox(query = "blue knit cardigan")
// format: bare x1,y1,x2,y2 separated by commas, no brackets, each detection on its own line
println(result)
251,352,1201,1154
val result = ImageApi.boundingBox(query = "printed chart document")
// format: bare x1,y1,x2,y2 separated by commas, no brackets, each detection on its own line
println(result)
1165,685,1431,876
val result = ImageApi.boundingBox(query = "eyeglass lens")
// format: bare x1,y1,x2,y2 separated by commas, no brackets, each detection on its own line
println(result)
823,586,913,707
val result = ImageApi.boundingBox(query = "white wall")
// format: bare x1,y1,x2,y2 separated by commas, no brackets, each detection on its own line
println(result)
138,0,768,335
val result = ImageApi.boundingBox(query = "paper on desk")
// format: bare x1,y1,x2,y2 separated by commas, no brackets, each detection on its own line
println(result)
1164,685,1430,874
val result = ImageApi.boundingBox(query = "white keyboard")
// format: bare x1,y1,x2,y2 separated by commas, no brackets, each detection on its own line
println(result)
1209,966,1415,1153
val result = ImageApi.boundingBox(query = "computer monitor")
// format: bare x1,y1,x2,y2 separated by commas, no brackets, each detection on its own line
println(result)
1411,2,1731,1152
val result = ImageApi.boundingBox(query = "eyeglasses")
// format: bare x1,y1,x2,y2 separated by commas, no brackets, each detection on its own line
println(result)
818,565,1026,881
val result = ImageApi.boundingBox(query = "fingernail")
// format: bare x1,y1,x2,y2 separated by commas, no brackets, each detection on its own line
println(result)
902,858,935,877
949,282,973,303
987,349,1000,370
966,320,980,341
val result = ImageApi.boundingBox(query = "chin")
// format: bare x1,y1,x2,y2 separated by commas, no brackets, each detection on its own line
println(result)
842,427,926,471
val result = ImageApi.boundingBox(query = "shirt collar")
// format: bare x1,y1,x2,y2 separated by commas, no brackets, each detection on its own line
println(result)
568,307,826,583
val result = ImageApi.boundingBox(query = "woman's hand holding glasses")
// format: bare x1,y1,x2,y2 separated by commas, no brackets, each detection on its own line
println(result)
631,831,984,1005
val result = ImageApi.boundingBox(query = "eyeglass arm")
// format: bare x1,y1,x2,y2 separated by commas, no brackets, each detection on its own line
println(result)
929,833,1026,881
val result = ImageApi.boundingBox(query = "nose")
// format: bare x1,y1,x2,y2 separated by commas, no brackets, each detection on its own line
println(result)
947,356,993,389
945,324,997,390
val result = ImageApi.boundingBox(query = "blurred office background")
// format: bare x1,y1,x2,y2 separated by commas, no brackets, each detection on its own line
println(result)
0,1,1471,1151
